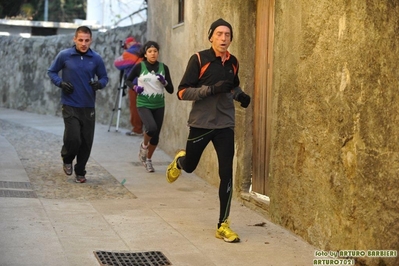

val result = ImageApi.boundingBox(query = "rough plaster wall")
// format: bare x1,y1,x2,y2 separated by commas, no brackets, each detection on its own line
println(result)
146,0,256,194
271,1,399,264
0,24,146,128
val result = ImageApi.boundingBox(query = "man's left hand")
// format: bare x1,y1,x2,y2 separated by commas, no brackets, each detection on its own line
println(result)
237,92,251,108
89,80,102,91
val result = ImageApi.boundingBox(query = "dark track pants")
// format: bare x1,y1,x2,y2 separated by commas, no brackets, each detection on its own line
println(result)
61,105,95,176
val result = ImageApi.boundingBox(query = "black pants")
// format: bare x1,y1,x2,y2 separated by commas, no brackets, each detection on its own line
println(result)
61,105,95,176
137,107,164,146
179,127,235,226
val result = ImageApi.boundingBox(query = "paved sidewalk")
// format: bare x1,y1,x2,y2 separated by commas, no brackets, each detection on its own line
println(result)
0,107,316,266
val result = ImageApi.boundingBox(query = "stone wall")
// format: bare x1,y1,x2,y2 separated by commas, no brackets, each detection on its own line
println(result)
0,23,146,128
270,1,399,265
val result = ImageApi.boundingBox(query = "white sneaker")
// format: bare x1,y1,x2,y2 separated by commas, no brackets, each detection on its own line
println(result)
139,142,147,166
145,159,155,172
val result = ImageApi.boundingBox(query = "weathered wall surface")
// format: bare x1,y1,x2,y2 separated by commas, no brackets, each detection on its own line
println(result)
271,1,399,265
0,23,146,128
146,0,256,193
2,1,398,265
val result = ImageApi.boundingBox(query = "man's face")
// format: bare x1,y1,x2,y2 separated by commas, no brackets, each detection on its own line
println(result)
210,26,231,55
73,32,92,53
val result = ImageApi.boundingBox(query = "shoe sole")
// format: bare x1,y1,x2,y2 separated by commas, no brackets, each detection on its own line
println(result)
64,169,72,175
215,234,240,243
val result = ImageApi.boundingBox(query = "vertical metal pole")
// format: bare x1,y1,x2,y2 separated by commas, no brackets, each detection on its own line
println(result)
44,0,48,21
115,83,123,132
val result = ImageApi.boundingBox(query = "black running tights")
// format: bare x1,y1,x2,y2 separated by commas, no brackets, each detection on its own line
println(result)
179,127,234,226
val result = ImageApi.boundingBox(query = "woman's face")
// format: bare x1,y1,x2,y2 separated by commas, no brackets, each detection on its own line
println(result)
145,47,159,64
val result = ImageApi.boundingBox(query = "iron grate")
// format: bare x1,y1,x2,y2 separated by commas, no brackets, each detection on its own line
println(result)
94,250,172,266
0,181,32,189
0,189,37,198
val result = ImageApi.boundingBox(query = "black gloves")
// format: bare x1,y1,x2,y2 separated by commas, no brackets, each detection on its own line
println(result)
60,81,74,94
60,80,102,93
209,80,234,95
208,82,251,108
237,92,251,108
89,80,102,91
232,87,251,108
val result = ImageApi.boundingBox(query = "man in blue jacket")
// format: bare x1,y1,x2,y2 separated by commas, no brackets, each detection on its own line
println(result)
48,26,108,183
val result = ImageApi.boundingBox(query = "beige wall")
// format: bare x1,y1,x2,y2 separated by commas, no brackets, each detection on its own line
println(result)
148,1,399,265
270,1,399,265
146,0,256,192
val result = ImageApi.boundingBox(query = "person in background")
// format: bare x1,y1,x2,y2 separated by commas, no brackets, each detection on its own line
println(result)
47,26,108,183
114,36,144,136
125,41,174,172
165,18,251,243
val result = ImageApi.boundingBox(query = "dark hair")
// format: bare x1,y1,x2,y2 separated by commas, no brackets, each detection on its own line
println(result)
140,41,160,59
75,26,92,37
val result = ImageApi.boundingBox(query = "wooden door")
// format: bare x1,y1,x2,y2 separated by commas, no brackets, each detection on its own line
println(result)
252,0,275,195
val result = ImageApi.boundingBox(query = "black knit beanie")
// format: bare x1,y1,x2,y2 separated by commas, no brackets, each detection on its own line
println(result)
207,18,233,41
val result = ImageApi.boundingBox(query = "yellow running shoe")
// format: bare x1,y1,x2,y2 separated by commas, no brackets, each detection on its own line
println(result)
166,150,186,183
215,220,240,243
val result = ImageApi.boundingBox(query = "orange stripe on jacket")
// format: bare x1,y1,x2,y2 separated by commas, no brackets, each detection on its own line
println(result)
232,64,238,75
177,89,185,100
196,53,211,79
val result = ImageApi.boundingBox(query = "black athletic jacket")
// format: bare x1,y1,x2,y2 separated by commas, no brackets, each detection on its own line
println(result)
177,48,240,129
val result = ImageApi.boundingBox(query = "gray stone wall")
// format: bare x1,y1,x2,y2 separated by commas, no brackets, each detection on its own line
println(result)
0,23,147,128
271,1,399,265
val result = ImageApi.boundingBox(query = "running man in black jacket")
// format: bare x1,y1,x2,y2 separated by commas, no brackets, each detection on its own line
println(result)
166,18,251,243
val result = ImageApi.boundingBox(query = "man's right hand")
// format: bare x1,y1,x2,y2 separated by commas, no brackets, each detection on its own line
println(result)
60,82,74,94
210,80,233,95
